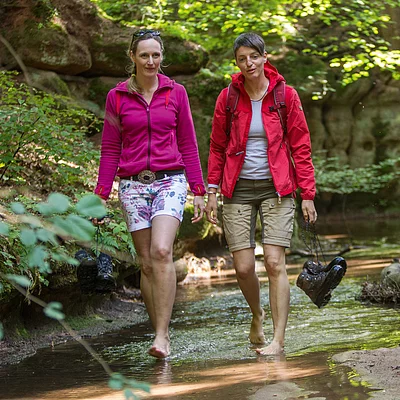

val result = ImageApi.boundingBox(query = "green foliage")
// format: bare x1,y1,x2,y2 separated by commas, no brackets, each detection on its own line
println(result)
108,373,150,398
0,71,100,193
0,192,106,297
44,301,65,321
314,155,400,195
98,217,136,259
0,193,148,399
91,0,400,88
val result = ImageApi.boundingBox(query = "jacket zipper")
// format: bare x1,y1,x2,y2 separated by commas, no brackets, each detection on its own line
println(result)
146,105,151,170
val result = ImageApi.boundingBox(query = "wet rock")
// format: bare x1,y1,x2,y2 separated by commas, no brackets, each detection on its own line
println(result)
381,258,400,287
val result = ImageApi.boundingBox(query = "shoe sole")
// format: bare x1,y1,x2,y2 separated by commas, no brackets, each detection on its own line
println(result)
314,265,346,308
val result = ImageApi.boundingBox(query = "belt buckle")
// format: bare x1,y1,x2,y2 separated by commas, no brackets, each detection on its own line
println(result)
138,170,156,184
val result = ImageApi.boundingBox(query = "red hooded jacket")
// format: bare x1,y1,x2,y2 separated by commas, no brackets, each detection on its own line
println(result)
208,62,316,200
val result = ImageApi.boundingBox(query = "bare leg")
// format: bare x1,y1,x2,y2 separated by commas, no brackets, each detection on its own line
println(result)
147,215,180,358
233,248,266,344
256,245,289,355
131,228,156,329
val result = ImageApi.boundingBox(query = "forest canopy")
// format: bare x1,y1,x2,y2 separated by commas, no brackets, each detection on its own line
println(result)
91,0,400,86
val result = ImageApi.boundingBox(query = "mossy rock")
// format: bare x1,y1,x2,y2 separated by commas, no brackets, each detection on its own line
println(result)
163,36,209,76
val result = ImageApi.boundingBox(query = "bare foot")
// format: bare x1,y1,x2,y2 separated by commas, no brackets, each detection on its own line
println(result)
148,335,170,359
249,309,266,344
255,339,284,355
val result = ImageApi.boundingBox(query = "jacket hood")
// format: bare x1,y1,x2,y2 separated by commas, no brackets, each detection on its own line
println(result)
231,61,285,92
115,73,175,93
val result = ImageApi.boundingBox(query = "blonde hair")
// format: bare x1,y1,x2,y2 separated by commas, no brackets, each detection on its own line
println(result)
127,30,164,93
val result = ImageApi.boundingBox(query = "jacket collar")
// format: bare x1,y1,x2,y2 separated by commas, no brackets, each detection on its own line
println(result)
115,73,175,93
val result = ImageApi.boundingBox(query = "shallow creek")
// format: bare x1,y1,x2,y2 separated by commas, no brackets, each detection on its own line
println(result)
1,257,399,400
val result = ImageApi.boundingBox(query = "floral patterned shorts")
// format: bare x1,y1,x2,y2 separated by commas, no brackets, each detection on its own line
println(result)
118,174,187,232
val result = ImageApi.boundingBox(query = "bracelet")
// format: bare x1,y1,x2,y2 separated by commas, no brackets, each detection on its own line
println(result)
207,191,217,195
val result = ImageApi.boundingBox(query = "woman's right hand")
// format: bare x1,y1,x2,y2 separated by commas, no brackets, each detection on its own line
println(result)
92,197,107,225
205,193,218,225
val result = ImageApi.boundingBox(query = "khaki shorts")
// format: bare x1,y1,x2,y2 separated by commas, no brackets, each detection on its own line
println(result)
222,179,296,252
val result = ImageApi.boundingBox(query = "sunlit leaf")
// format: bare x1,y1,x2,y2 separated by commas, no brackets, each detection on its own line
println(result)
127,379,151,393
0,222,9,236
108,373,125,390
123,389,138,400
10,202,25,215
20,229,37,246
44,302,65,321
5,274,31,287
76,195,107,218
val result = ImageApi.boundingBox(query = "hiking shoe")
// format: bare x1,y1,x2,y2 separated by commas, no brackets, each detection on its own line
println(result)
95,252,116,293
326,256,347,272
75,249,98,293
296,262,346,308
303,257,347,275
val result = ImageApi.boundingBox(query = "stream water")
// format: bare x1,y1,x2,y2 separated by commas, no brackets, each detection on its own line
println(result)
1,218,400,400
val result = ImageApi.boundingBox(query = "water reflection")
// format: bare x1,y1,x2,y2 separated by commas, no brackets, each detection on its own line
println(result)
1,265,399,400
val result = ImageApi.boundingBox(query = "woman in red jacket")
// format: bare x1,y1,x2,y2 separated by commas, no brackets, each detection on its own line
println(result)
206,32,317,355
95,30,206,358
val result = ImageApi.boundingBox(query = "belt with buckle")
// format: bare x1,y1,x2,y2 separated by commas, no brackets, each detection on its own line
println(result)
121,169,184,184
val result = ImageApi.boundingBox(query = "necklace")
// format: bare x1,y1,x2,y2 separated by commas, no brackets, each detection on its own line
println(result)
251,85,269,102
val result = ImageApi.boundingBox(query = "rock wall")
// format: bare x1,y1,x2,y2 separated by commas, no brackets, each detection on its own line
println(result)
304,75,400,168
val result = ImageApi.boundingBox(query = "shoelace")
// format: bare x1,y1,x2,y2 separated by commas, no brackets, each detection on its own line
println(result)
300,221,327,266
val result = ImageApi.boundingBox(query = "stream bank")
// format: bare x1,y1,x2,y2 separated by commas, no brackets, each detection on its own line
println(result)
0,291,147,367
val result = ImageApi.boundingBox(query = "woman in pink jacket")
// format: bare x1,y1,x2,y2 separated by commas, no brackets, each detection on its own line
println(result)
95,30,206,358
206,32,317,355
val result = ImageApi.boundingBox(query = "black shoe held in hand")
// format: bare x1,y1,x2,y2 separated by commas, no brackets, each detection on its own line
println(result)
296,257,347,308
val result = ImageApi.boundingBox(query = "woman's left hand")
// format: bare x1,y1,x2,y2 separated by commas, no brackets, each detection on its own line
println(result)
302,200,317,224
191,196,205,223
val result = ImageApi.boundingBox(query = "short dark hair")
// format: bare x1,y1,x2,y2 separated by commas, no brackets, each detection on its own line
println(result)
233,33,265,57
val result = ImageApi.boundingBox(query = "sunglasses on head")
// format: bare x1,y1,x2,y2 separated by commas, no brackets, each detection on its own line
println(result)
132,29,161,39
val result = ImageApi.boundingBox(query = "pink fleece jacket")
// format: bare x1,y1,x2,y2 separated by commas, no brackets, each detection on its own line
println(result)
94,74,206,199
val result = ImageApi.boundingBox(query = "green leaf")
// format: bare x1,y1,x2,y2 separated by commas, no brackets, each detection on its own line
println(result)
123,389,138,400
127,380,151,393
27,246,48,268
10,202,25,215
36,228,58,245
51,252,79,265
0,222,9,236
47,193,70,213
66,215,95,241
20,229,37,246
52,215,94,241
0,322,3,340
0,282,3,292
108,373,125,390
5,274,31,288
44,302,65,321
76,195,107,218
